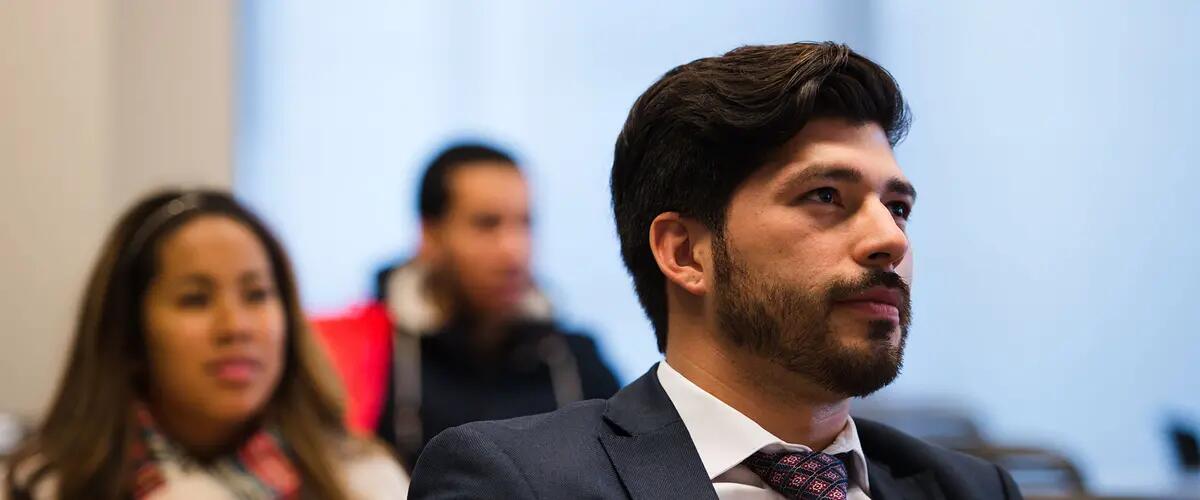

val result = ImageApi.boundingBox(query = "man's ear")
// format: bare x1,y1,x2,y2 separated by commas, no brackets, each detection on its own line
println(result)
648,212,712,296
418,219,444,264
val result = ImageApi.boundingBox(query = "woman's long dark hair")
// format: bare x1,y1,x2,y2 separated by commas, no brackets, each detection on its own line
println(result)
5,189,356,499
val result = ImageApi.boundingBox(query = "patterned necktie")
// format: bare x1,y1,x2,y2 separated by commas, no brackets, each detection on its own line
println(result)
744,450,850,500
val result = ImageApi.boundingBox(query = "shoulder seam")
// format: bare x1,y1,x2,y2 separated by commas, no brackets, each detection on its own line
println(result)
460,424,540,500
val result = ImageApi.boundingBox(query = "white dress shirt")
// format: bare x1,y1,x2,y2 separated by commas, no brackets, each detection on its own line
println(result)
657,362,871,500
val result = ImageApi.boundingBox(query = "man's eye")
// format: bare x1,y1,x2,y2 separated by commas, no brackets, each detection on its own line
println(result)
471,215,502,231
888,201,913,220
803,187,841,205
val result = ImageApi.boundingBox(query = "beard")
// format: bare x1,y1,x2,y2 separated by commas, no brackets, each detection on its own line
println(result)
712,235,911,398
427,259,528,325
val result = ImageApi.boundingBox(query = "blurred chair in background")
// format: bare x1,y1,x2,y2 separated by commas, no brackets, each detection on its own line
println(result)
854,401,1087,497
1168,418,1200,495
313,143,620,467
853,403,1200,499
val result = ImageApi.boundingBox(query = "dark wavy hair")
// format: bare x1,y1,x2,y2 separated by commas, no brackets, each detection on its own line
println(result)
610,42,910,352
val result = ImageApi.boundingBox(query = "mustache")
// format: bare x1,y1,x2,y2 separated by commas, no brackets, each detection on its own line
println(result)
827,270,911,303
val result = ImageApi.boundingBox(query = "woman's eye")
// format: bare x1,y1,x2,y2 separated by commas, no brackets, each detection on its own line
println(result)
177,293,209,308
244,287,275,304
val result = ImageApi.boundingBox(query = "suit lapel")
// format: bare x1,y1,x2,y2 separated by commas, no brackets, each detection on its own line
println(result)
857,418,945,500
600,422,717,500
867,460,943,500
598,365,717,500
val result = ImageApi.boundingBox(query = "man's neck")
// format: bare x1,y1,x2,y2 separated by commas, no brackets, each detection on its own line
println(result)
423,273,513,358
664,332,851,451
466,316,513,359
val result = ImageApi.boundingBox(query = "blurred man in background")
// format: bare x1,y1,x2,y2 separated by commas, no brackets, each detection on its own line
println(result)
314,143,619,467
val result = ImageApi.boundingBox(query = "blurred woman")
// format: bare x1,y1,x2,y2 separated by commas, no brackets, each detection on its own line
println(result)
3,190,407,499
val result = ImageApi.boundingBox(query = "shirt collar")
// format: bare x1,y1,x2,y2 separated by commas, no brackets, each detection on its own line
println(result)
656,361,870,490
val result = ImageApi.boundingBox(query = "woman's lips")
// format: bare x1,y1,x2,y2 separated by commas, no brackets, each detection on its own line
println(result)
205,357,262,386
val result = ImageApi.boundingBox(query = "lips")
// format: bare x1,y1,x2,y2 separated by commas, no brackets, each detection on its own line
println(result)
840,286,902,306
205,357,262,386
834,286,903,320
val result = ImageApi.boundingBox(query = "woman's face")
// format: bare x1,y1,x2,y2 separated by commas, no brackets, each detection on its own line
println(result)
141,215,286,431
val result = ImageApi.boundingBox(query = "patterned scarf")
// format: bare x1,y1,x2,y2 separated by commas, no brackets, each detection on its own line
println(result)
128,405,301,499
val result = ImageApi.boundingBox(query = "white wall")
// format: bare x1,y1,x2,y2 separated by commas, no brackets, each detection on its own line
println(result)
0,0,114,420
112,0,236,199
0,0,235,419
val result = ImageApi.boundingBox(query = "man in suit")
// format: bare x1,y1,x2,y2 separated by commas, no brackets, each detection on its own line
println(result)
409,42,1023,499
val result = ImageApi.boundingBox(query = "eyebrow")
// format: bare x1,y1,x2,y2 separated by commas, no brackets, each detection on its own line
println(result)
780,164,917,200
174,274,212,287
173,272,268,286
886,178,918,201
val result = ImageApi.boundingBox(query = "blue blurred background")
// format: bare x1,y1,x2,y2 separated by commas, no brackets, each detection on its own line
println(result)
234,1,1200,495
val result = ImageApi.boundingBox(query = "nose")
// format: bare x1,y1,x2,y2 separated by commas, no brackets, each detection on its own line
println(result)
851,198,909,272
214,294,253,345
497,223,532,268
897,246,915,284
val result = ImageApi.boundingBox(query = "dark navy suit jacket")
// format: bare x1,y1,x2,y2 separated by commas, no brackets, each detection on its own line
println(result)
409,365,1023,499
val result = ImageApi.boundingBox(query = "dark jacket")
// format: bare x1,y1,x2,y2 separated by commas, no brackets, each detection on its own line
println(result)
409,365,1023,500
375,320,620,466
371,262,621,466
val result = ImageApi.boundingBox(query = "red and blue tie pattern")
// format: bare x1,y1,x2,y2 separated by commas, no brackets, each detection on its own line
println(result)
744,450,849,500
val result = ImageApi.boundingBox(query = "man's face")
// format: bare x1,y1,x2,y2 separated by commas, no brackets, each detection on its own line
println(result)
425,162,532,319
712,118,915,397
